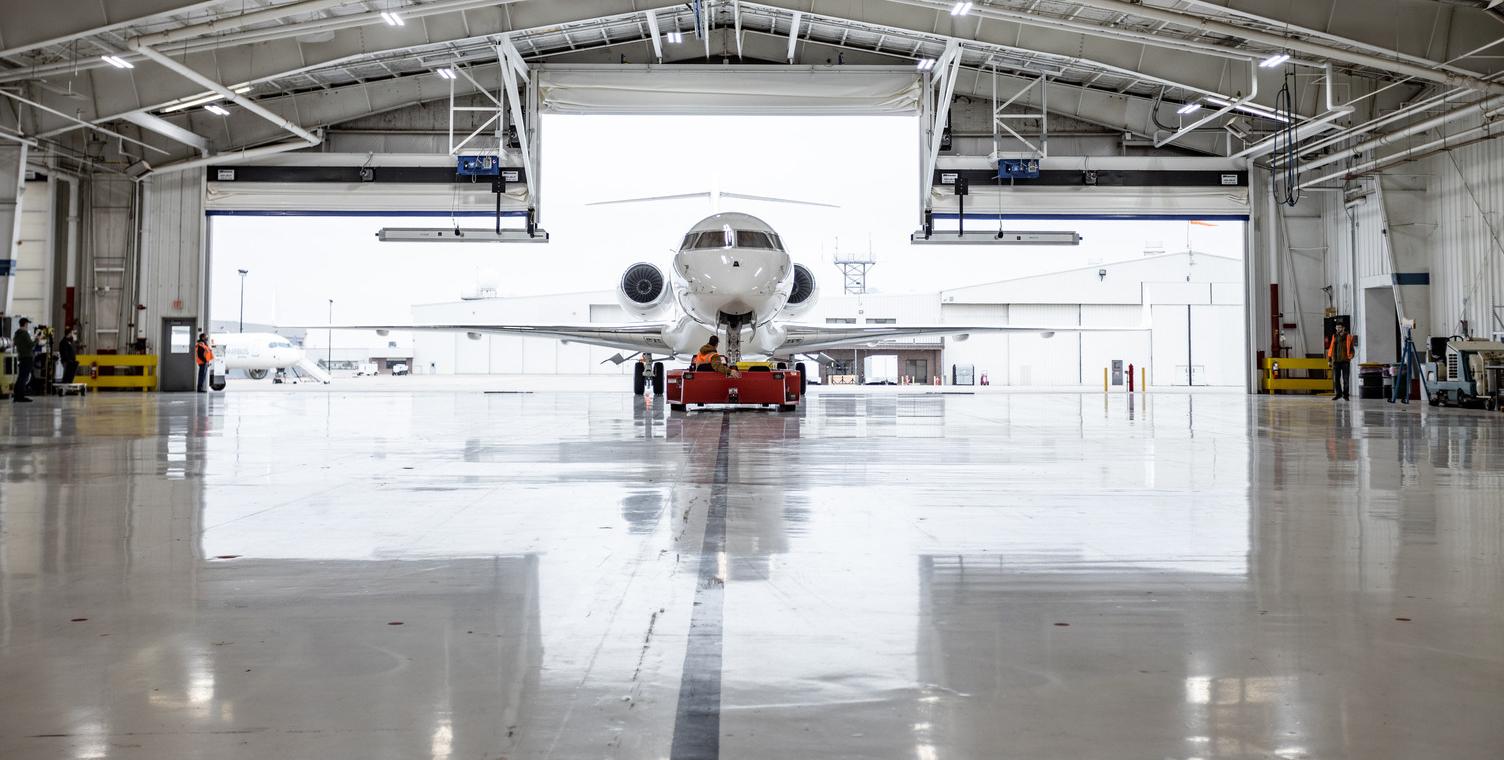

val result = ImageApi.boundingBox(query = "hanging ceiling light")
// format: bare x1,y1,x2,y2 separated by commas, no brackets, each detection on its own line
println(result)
1259,53,1291,68
437,68,457,80
204,104,230,116
1177,102,1203,115
381,11,404,27
101,55,133,69
950,2,975,15
917,58,937,71
667,30,684,44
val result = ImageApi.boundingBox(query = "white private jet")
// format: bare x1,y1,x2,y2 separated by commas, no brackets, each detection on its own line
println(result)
212,332,331,384
317,211,1144,395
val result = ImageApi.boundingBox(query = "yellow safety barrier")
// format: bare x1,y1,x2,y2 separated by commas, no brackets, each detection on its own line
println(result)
77,354,158,392
1263,357,1332,394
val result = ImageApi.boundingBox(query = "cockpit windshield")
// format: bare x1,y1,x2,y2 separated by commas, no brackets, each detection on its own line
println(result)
681,229,784,251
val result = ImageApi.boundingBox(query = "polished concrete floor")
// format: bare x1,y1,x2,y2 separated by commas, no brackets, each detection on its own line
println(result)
1,387,1501,759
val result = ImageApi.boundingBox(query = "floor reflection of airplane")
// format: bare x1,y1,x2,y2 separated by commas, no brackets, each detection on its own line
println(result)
213,332,331,384
319,211,1141,395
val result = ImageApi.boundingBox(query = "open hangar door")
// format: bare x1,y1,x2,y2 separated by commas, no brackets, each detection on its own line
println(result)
928,159,1249,388
205,66,923,379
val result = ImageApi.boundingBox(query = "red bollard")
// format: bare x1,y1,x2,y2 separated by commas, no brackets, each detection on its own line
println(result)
1127,363,1135,392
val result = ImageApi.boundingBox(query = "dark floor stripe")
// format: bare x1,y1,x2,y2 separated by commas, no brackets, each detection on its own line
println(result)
670,413,731,760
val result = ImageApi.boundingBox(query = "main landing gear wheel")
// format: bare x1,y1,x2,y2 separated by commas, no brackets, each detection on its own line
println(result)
247,368,269,380
652,362,665,395
632,362,646,395
670,403,687,411
794,362,808,397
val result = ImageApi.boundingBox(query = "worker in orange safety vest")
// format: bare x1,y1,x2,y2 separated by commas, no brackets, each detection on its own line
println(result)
692,335,739,378
1326,323,1356,401
194,332,215,393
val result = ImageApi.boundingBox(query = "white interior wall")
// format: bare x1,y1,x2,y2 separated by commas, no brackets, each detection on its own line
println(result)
11,180,51,324
140,172,207,349
1317,138,1504,361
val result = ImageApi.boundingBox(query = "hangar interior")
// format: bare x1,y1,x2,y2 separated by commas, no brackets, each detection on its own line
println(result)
2,1,1503,759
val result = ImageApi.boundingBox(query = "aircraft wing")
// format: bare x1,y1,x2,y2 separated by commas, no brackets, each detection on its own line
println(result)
302,323,675,355
778,323,1148,353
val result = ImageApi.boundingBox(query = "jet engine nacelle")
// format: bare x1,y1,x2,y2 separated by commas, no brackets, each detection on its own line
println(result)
782,264,819,319
617,262,674,319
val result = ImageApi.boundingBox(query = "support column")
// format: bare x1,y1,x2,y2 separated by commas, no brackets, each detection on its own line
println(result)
0,144,27,317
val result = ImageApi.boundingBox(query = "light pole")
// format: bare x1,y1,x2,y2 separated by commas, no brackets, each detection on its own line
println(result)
327,299,333,371
237,269,249,332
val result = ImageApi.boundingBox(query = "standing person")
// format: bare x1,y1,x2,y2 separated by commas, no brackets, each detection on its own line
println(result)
58,327,79,384
1326,323,1356,401
194,332,214,393
11,317,34,402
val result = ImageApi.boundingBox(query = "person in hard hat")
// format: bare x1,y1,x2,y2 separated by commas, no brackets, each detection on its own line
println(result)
1326,323,1356,401
194,332,214,393
692,335,739,378
11,317,34,402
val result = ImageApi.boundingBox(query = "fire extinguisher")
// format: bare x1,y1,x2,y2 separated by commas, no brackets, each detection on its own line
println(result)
90,362,99,380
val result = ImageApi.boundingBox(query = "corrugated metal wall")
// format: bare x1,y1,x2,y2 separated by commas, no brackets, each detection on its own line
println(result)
140,172,207,345
1320,138,1504,348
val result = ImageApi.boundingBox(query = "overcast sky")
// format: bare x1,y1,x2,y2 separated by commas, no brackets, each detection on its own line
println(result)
210,114,1245,327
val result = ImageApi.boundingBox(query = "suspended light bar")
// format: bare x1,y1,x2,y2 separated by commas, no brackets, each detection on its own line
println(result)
436,68,457,80
950,2,974,15
376,228,549,243
666,30,684,43
911,230,1081,246
1203,95,1292,124
917,58,937,71
1260,53,1291,69
1177,102,1203,115
381,11,404,26
204,104,230,116
101,55,133,69
163,94,224,113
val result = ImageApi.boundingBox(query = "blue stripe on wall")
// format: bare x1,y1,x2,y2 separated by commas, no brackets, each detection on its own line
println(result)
204,210,527,218
931,213,1249,222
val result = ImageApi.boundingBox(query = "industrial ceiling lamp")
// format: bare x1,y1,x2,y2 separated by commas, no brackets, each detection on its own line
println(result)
1260,52,1291,68
917,58,936,71
950,2,974,15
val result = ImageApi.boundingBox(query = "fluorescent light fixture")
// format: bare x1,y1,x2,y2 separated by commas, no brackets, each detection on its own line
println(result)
950,1,974,14
376,227,550,243
917,58,936,71
162,93,225,113
1204,95,1293,123
1260,53,1291,68
437,68,456,80
666,30,683,43
910,230,1081,246
381,11,404,26
101,55,133,69
232,85,252,94
1177,102,1203,115
204,104,230,116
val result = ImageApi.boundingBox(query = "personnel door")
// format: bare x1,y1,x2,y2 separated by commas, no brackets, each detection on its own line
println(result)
159,318,197,392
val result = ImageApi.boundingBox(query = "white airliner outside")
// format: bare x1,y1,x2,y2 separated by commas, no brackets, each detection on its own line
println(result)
320,211,1144,392
212,332,331,384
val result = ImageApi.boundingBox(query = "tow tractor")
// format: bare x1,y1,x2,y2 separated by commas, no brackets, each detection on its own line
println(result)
661,326,806,412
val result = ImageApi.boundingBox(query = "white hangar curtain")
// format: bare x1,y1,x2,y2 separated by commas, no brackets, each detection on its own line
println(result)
537,65,922,115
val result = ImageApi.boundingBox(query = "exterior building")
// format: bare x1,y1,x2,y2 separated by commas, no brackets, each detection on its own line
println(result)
411,251,1244,386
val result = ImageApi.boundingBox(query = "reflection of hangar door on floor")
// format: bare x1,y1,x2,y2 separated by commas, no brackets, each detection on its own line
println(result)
160,318,197,392
1150,305,1240,386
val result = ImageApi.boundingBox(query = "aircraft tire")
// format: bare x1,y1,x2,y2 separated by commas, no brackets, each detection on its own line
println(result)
247,369,269,380
633,362,646,395
652,362,665,395
794,362,808,397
